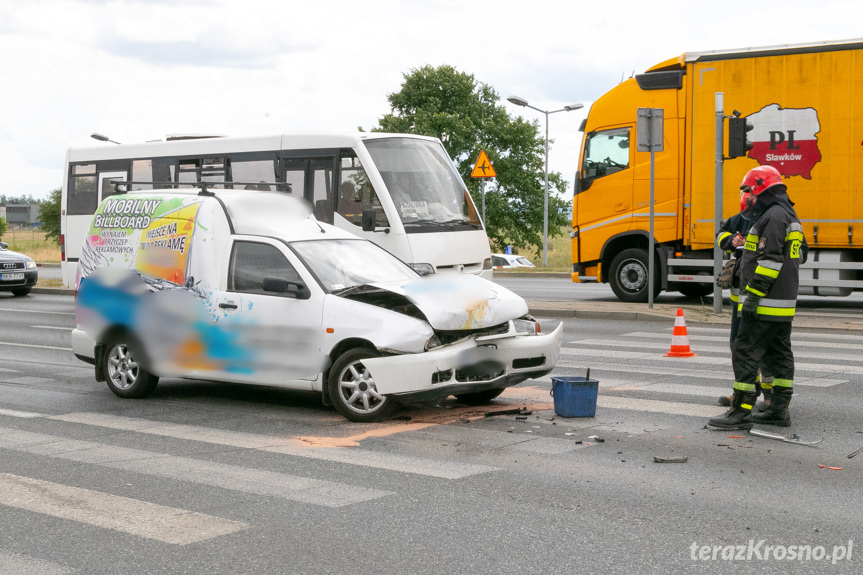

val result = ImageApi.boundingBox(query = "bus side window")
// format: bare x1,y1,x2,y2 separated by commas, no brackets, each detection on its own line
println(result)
68,164,98,215
131,158,176,189
336,154,389,228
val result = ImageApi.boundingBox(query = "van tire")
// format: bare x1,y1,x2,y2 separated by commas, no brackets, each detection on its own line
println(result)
328,348,397,422
455,388,505,405
103,336,159,399
608,248,660,303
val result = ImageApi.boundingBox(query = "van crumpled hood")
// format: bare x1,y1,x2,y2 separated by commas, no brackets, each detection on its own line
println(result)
367,274,528,330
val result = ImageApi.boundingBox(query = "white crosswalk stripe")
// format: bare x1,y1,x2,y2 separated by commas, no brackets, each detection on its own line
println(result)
0,427,393,508
48,412,499,479
0,473,248,546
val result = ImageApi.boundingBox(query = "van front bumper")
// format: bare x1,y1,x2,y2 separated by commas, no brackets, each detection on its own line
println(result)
362,323,563,401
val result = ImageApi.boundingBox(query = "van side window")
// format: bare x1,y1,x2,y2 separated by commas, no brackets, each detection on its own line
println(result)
337,152,390,228
229,241,302,296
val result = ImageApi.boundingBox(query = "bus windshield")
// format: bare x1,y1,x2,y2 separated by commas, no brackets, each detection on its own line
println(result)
363,138,481,232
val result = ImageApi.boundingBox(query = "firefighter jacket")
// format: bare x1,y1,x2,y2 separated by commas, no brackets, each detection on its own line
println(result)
716,213,753,303
738,199,805,322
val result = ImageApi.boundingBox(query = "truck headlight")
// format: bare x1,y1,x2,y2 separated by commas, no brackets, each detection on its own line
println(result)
410,263,435,276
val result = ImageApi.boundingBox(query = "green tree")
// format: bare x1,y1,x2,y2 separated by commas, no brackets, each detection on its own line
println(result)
373,64,570,257
0,216,7,240
39,188,62,245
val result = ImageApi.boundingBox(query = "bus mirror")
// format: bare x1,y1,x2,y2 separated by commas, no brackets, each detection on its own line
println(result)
361,209,376,232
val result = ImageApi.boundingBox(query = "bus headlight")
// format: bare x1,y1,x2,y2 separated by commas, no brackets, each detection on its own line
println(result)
410,263,435,276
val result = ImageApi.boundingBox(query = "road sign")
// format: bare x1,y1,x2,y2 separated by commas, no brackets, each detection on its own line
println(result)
637,108,664,152
470,150,496,178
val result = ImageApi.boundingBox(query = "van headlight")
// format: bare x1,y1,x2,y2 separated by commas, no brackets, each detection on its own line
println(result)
410,263,435,276
513,317,541,335
425,334,442,350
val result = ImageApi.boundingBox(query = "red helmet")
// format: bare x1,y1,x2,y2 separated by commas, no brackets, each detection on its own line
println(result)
741,165,783,196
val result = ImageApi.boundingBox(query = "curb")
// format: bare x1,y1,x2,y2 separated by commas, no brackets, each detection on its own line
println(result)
31,287,74,295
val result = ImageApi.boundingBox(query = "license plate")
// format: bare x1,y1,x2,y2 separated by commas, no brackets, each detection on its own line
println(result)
1,273,24,281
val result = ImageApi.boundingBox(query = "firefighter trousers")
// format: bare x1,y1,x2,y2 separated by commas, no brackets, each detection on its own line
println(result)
731,319,794,392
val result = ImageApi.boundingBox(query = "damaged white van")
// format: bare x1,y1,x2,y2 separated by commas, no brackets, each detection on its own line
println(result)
72,187,562,422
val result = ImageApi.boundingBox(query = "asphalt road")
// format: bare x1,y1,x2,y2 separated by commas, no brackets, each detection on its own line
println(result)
1,293,861,574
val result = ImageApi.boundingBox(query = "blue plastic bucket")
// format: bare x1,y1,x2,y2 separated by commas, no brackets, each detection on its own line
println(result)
551,376,599,417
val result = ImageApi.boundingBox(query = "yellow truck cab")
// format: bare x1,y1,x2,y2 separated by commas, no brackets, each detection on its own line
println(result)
573,38,863,301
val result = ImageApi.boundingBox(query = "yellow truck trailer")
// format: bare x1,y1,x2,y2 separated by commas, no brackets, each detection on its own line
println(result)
572,38,863,302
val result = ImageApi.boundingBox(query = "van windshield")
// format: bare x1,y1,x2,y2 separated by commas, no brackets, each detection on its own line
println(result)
363,138,481,232
291,239,418,293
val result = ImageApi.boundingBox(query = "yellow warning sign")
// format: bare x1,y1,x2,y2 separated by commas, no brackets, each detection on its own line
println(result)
470,150,496,178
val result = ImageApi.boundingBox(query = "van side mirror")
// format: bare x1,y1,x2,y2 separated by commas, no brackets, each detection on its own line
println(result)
261,277,311,299
361,209,376,232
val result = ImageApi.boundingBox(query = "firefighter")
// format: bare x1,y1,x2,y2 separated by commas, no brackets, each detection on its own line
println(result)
714,195,772,410
708,165,806,430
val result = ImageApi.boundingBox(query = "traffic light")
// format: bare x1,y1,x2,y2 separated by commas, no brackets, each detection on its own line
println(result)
728,116,754,159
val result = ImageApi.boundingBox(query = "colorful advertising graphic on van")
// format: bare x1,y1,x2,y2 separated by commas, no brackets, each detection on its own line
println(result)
81,195,203,285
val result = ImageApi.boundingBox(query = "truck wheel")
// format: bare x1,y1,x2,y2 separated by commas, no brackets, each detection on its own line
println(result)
608,248,660,303
103,336,159,398
455,388,505,405
328,348,397,422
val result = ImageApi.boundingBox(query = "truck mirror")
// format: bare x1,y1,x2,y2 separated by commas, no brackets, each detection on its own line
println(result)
262,277,310,299
361,209,376,232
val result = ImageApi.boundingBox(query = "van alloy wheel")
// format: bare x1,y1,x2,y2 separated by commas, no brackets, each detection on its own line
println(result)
103,336,159,398
328,348,397,422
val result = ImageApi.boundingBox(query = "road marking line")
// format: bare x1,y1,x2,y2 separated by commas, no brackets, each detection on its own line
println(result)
0,308,75,316
0,428,392,508
0,551,73,575
0,473,247,545
597,396,725,418
48,412,499,479
0,342,73,351
568,339,863,363
0,408,46,418
552,361,847,387
624,331,863,349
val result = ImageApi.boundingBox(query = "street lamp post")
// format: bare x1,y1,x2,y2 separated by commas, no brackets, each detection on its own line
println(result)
507,96,583,267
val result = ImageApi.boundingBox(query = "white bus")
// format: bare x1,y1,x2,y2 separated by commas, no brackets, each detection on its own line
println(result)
60,133,493,287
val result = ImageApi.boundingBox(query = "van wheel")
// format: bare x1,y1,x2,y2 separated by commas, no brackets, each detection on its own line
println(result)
103,337,158,398
608,248,660,303
455,388,505,405
328,348,397,422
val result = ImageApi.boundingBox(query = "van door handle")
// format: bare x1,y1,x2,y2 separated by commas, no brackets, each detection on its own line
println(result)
219,302,238,309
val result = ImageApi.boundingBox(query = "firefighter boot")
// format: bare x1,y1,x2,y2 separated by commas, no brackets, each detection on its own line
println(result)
708,390,757,430
752,386,792,427
755,382,773,413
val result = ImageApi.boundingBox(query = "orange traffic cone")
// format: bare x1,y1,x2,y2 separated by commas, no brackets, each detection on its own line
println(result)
665,308,696,357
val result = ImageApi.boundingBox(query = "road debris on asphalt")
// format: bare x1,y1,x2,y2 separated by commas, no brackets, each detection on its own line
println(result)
484,407,532,417
588,435,605,443
847,445,863,459
750,429,823,447
654,456,688,463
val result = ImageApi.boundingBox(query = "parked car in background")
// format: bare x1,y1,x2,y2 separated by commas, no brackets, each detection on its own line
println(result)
0,242,38,296
491,253,535,269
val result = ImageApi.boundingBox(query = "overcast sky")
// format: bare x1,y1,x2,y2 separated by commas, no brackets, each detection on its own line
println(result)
1,0,860,201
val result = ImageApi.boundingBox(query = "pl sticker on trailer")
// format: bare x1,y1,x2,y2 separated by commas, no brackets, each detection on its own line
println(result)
745,103,821,180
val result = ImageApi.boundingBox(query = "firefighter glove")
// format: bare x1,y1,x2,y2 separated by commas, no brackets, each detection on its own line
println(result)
742,295,760,322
